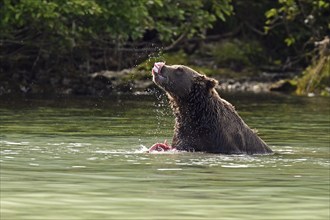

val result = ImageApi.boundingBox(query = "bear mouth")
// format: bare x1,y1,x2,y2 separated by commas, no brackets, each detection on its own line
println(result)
152,62,167,85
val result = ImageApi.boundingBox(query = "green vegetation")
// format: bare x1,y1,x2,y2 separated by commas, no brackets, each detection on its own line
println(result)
0,0,232,72
296,40,330,96
0,0,329,95
264,0,330,95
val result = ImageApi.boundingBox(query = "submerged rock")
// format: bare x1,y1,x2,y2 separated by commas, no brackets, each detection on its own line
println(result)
270,80,297,93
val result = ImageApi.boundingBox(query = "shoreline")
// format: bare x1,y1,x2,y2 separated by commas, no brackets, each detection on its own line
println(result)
0,68,298,97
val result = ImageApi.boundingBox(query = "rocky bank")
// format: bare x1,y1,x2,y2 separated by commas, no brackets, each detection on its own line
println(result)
0,68,298,97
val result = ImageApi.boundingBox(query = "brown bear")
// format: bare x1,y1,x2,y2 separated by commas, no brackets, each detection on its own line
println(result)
150,62,272,154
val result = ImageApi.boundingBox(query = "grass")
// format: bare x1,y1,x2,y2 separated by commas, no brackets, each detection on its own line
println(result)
296,54,330,96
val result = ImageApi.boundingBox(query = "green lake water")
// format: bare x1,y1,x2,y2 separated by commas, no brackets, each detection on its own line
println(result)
0,93,329,220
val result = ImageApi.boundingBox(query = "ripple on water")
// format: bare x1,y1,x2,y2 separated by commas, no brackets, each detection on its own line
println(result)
1,139,327,171
0,149,19,155
0,141,29,146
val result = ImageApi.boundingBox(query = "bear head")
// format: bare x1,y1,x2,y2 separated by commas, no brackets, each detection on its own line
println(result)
152,62,217,99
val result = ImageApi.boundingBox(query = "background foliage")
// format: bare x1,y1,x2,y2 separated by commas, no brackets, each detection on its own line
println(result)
0,0,329,95
265,0,329,65
0,0,232,72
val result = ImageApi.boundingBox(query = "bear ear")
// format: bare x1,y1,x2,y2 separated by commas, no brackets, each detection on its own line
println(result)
204,76,218,89
194,75,218,90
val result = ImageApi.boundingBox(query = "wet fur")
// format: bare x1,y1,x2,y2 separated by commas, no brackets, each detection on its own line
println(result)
167,75,272,154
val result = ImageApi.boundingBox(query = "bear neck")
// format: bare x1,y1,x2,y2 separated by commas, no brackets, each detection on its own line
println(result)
169,85,220,129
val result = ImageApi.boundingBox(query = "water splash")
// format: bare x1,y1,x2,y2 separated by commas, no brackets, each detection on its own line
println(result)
146,48,166,65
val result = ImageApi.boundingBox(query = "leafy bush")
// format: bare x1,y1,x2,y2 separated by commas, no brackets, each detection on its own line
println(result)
265,0,330,62
0,0,233,74
208,39,265,70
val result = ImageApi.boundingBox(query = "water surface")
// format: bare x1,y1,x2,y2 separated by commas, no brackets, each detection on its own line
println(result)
1,93,329,220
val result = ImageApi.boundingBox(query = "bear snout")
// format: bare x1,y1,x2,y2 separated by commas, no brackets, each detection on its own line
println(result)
152,62,165,75
152,62,168,86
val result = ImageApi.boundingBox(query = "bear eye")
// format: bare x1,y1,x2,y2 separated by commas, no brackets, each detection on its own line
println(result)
175,67,184,76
